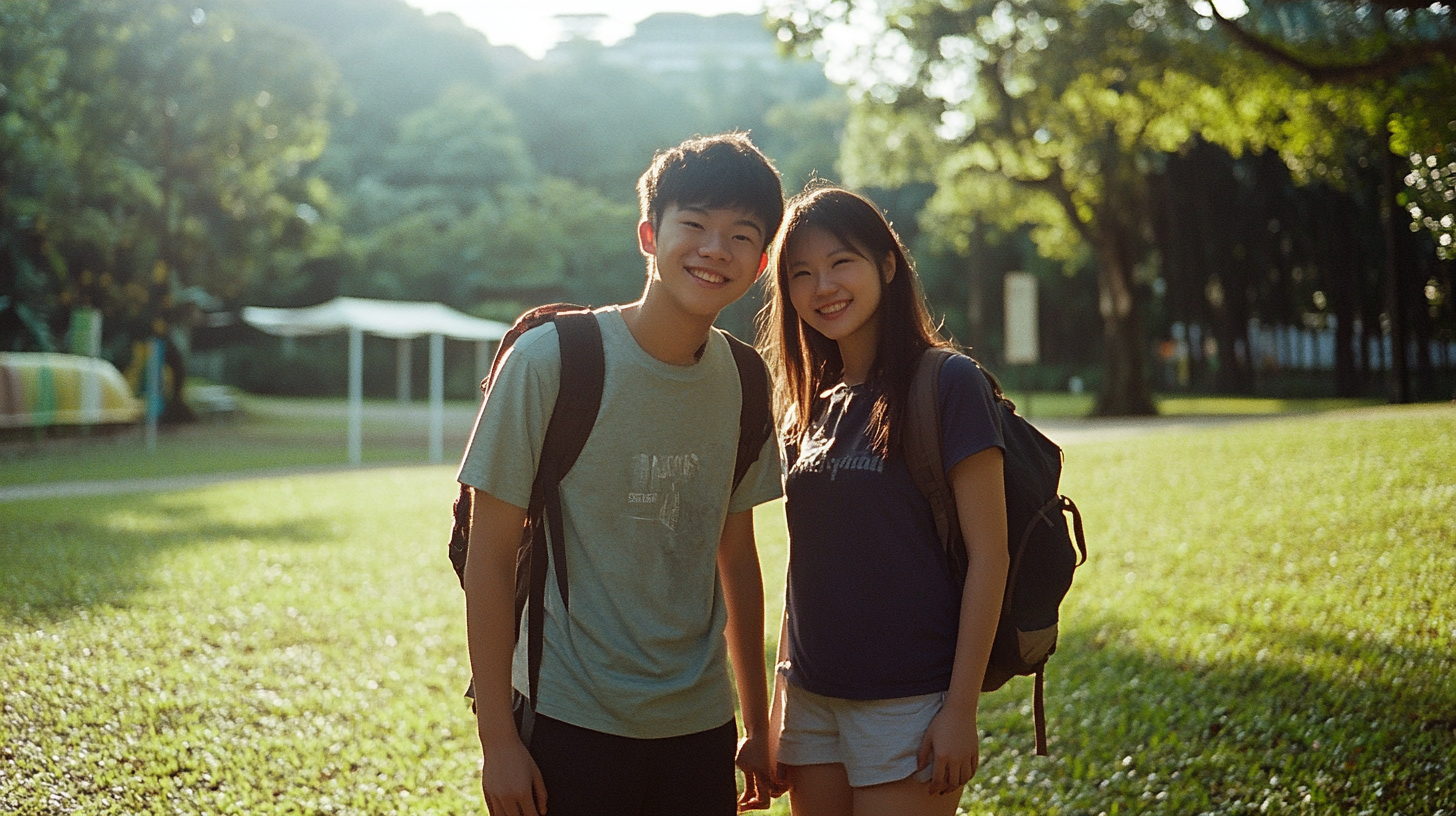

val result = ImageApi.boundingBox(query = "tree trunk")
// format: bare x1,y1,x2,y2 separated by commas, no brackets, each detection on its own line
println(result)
1381,147,1412,403
965,223,987,352
1092,234,1157,416
1410,243,1436,399
161,336,197,424
1323,185,1362,397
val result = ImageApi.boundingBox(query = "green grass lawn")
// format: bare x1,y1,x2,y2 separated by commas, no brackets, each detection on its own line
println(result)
1,404,1452,814
0,394,481,488
995,391,1382,420
0,391,1385,488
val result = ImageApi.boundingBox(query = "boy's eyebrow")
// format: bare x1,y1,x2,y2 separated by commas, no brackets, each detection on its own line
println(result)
735,218,765,239
679,204,765,239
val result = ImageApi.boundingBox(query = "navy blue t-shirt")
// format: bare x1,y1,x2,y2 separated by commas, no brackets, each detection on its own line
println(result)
782,353,1003,700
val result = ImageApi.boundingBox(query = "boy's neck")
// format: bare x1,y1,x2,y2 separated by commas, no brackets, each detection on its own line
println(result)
620,295,716,367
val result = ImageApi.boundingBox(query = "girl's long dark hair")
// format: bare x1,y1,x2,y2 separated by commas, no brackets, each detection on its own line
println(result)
756,184,951,456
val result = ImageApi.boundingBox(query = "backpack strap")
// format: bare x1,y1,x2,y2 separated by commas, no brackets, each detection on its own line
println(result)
1034,664,1048,756
903,346,965,577
723,331,773,494
518,309,603,744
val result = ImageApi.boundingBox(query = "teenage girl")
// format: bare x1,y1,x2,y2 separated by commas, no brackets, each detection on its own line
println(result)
758,185,1009,815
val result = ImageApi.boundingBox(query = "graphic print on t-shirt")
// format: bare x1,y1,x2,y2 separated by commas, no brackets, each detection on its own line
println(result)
627,452,701,531
791,386,885,481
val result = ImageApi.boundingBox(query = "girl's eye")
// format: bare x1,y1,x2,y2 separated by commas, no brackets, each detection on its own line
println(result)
789,269,810,278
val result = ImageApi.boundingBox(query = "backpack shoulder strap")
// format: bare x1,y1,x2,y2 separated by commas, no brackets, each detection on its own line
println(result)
903,346,965,575
518,308,603,744
524,307,602,624
450,304,597,590
723,331,774,494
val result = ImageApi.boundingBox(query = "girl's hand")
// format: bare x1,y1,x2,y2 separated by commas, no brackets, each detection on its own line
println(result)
735,733,775,812
916,701,980,797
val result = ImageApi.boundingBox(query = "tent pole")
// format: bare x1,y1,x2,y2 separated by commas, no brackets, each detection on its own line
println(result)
349,326,363,467
396,338,411,404
429,332,444,463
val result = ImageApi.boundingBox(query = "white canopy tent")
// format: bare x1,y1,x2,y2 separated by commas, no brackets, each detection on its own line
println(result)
242,297,510,465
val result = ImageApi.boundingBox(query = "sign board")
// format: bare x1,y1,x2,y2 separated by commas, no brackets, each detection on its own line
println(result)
1004,272,1039,365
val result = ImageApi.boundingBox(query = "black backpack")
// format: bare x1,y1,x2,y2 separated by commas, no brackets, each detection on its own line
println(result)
902,346,1087,757
447,304,775,745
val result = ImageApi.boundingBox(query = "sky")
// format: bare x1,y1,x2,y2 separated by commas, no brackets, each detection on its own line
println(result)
402,0,770,60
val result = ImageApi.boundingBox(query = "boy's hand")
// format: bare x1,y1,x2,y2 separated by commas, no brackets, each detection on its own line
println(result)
734,733,774,812
481,733,547,816
916,701,980,797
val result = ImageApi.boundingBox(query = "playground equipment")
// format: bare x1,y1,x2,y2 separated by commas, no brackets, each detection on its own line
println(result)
0,352,143,430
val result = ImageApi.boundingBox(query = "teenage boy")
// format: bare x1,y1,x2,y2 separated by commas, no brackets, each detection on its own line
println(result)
458,132,786,816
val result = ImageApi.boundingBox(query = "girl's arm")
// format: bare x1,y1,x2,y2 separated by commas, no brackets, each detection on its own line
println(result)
766,606,789,795
917,445,1009,795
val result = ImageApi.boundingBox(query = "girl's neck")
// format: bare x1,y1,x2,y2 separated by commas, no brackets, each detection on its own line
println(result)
837,331,877,386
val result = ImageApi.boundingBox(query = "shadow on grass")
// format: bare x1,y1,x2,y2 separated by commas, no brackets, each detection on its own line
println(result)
0,491,334,620
969,622,1455,814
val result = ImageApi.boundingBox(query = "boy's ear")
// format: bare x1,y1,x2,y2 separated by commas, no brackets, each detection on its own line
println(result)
757,253,769,276
638,220,656,256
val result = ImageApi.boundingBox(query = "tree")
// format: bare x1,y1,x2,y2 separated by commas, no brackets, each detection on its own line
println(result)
1202,0,1456,400
0,0,340,416
0,0,75,350
774,0,1276,414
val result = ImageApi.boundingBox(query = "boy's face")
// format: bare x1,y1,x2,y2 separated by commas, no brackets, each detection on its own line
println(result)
639,203,770,320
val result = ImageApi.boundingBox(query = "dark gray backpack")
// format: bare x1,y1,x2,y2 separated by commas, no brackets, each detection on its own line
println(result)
903,346,1088,756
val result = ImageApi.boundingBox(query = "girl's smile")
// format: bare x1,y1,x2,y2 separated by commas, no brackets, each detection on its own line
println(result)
785,226,895,378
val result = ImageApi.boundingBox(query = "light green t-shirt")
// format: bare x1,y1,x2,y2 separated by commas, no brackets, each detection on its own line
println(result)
457,306,783,739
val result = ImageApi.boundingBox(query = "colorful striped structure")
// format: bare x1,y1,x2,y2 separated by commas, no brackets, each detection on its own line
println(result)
0,352,143,429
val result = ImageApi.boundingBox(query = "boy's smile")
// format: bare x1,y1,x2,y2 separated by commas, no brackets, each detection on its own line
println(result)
640,203,769,318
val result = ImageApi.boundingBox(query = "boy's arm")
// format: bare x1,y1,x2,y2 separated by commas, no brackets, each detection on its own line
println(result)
717,508,772,813
463,487,546,816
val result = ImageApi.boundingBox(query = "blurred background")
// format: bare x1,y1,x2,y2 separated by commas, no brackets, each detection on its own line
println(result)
1,0,1453,425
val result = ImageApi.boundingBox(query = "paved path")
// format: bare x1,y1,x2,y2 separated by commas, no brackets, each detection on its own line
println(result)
0,414,1275,503
1032,413,1279,446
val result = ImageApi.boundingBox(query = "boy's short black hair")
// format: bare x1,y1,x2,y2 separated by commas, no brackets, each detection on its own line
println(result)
637,132,785,244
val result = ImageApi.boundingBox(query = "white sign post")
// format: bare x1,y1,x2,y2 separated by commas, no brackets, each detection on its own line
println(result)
1004,272,1039,414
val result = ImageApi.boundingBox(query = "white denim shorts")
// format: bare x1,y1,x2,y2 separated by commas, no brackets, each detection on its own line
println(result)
776,681,946,788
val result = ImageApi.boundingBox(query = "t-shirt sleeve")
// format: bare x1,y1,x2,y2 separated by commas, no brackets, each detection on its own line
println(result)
939,354,1005,475
455,324,561,508
728,426,785,514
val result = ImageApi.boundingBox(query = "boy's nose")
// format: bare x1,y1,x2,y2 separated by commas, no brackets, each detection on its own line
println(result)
699,231,730,259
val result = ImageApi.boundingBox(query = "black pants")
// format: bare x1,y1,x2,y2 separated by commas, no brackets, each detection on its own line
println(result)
526,712,738,816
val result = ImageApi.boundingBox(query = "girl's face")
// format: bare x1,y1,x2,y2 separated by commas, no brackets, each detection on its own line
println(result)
784,225,894,350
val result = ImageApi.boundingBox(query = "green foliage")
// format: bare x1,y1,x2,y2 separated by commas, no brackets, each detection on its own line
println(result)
1210,0,1456,254
772,0,1303,414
